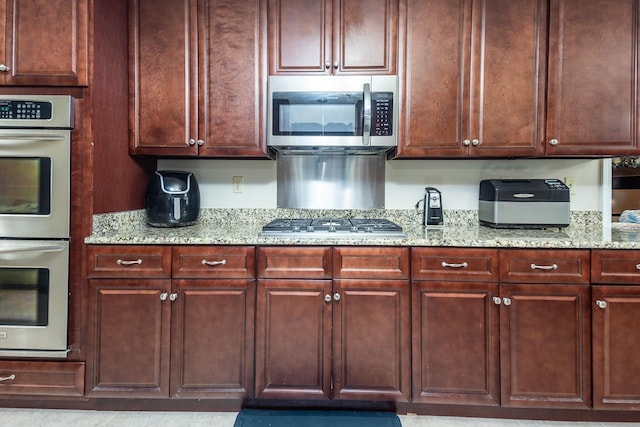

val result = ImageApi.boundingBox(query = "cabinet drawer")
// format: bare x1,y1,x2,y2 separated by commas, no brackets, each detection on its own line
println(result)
334,247,409,279
87,245,171,278
173,246,255,278
592,250,640,284
258,247,332,279
499,249,590,284
0,361,84,396
411,248,499,282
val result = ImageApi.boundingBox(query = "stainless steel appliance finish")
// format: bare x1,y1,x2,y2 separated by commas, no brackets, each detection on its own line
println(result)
0,240,69,358
268,75,398,149
276,150,385,209
423,187,443,226
0,95,73,239
0,95,73,358
479,179,570,229
259,218,406,238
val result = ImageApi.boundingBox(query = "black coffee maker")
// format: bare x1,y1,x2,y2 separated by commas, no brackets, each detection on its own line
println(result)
145,170,200,227
422,187,443,226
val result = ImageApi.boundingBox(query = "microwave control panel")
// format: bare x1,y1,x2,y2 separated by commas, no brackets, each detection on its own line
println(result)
0,100,53,120
371,92,393,136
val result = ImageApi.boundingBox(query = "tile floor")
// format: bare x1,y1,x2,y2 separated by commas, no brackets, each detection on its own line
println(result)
0,409,638,427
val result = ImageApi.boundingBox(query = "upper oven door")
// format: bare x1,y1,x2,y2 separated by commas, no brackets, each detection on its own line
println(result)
0,129,70,239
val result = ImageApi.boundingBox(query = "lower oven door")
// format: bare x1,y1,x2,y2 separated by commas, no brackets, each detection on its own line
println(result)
0,239,69,358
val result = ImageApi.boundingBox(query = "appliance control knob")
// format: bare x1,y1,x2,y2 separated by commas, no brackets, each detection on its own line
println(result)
293,225,301,232
328,225,336,232
306,226,314,232
350,226,358,232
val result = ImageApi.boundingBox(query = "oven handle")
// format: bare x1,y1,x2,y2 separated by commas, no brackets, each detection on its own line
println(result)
362,82,371,146
0,244,67,255
0,133,67,143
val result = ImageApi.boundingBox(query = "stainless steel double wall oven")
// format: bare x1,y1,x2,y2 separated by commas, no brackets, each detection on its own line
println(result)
0,95,73,358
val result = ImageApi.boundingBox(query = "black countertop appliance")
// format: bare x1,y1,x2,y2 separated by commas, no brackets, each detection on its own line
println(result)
479,179,570,229
146,170,200,227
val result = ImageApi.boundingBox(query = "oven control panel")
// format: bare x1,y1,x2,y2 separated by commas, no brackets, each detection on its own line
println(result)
0,100,53,120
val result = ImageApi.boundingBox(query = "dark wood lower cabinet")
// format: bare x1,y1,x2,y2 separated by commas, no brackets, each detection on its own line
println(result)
412,281,500,406
592,285,640,410
500,283,591,409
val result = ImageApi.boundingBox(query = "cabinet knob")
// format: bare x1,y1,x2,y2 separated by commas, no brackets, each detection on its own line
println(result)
325,61,331,69
188,138,196,146
596,300,607,309
549,138,559,146
333,292,341,301
324,294,332,303
492,296,502,305
160,292,168,301
636,264,640,270
170,293,178,301
333,61,339,69
197,139,204,146
471,139,480,146
463,139,471,146
502,297,512,306
0,64,9,72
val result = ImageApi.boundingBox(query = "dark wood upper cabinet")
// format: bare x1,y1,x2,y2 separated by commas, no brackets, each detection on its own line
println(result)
0,0,88,86
545,0,639,156
397,0,546,158
130,0,269,157
268,0,398,75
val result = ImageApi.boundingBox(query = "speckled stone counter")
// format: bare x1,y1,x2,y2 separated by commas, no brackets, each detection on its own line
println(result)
84,208,640,249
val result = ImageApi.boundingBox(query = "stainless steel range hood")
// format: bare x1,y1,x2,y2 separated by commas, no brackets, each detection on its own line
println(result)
276,150,386,209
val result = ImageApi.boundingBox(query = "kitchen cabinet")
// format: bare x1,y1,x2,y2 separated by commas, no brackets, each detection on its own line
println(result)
268,0,398,75
592,250,640,410
545,0,640,156
0,0,88,86
86,245,255,399
412,248,591,409
129,0,268,157
255,246,410,402
498,249,591,409
411,248,500,405
397,0,546,158
0,361,85,397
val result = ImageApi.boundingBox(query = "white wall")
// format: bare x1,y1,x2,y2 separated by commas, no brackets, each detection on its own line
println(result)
159,158,606,211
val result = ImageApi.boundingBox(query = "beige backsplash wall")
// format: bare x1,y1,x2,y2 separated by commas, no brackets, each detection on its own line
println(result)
158,158,608,213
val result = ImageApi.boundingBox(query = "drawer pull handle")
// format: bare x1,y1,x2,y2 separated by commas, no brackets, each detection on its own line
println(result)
530,263,558,271
596,300,607,309
117,259,142,266
0,374,15,382
442,261,468,268
202,259,227,267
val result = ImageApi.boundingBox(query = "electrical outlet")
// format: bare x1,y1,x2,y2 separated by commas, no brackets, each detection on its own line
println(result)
233,176,244,193
564,177,576,195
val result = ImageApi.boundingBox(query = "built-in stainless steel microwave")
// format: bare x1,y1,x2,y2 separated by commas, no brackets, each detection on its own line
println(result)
268,75,398,150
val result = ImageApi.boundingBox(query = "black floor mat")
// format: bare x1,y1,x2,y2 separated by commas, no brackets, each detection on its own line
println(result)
233,409,402,427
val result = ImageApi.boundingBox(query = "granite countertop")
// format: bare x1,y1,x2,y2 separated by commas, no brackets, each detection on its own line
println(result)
84,208,640,249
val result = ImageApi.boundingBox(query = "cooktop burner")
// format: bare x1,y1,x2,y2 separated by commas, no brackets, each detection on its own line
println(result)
259,218,406,238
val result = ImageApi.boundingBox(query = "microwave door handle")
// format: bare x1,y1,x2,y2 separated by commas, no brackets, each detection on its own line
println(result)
0,244,66,255
363,83,371,146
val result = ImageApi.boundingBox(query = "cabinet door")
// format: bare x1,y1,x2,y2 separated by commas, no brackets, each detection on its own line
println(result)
396,0,469,157
268,0,331,74
412,281,499,405
268,0,397,75
87,279,171,398
333,279,409,401
592,285,640,410
468,0,546,157
545,0,639,156
500,283,591,408
397,0,544,158
129,0,197,156
1,0,88,86
198,0,269,157
170,279,255,399
255,279,332,400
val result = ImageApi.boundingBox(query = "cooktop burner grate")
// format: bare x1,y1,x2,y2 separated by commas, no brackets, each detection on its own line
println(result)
259,218,406,238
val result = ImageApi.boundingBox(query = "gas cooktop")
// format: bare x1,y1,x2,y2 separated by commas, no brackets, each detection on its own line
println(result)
259,218,406,238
